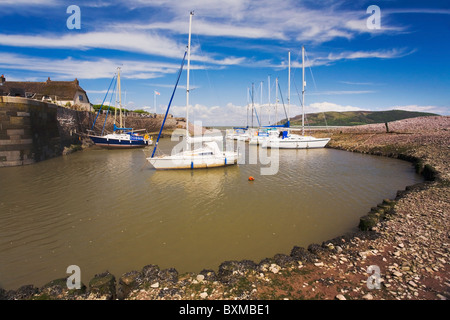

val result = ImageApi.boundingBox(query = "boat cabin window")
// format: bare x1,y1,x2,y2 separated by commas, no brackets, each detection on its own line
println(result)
199,152,213,156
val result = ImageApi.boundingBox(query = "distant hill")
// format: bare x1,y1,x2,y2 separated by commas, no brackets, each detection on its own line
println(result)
283,110,439,127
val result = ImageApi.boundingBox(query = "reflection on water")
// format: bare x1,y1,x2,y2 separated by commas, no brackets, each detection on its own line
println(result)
0,138,422,290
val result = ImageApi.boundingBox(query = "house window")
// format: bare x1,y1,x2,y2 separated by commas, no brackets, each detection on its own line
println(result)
79,95,83,102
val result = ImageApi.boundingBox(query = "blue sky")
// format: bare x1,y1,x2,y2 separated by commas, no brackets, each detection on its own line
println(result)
0,0,449,126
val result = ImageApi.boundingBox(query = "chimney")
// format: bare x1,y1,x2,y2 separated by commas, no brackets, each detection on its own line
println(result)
47,77,51,83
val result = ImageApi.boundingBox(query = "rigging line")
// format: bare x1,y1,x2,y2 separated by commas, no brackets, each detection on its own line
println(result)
151,50,188,158
193,32,219,126
292,77,304,117
292,77,311,134
289,49,302,81
304,50,329,131
277,81,289,122
91,73,116,131
270,76,276,106
304,50,318,92
101,75,118,136
249,85,261,127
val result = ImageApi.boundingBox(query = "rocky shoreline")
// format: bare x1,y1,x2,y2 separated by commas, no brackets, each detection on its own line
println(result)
1,116,448,300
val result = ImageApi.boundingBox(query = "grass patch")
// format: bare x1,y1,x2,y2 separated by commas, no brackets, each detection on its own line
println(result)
231,277,253,297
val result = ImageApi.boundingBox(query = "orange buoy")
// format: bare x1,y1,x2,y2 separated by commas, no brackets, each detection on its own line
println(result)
248,176,255,181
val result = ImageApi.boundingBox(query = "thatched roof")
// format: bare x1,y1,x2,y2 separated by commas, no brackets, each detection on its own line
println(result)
0,76,90,103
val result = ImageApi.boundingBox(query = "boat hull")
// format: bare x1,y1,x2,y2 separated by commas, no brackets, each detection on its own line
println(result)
262,137,330,149
89,135,151,148
249,137,266,145
147,152,238,170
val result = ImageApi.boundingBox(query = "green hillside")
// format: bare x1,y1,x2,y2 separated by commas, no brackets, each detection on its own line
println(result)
284,110,438,127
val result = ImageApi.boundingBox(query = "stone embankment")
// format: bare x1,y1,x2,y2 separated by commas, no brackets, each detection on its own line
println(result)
0,116,448,300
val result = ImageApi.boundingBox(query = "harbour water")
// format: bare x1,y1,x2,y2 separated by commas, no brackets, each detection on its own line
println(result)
0,138,422,290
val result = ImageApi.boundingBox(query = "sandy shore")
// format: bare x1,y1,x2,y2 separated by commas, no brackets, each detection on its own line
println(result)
1,116,448,300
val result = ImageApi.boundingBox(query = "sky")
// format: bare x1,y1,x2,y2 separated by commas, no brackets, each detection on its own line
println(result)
0,0,449,126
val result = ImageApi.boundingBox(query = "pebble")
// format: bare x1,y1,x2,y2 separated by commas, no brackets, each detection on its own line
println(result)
336,294,346,300
269,264,281,274
362,293,373,300
196,274,205,282
393,271,403,278
314,262,324,267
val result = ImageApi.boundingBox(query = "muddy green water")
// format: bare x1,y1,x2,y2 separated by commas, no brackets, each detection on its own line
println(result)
0,138,422,290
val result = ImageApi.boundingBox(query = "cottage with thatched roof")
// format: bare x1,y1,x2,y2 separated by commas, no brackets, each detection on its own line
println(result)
0,75,92,111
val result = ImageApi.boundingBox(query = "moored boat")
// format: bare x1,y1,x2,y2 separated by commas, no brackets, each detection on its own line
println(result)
88,67,152,148
147,12,238,170
262,47,330,149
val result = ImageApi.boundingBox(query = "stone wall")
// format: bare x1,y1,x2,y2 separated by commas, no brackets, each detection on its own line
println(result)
0,97,94,167
0,97,60,166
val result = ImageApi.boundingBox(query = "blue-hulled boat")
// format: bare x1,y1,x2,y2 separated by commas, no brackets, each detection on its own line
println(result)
89,125,152,148
88,67,152,148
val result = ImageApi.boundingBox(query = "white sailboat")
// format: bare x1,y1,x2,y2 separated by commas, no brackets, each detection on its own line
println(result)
248,78,280,145
147,12,238,170
226,86,253,142
262,47,330,149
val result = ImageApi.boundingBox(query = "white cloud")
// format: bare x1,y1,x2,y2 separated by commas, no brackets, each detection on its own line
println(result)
126,18,285,40
0,32,184,59
111,0,402,45
169,102,249,126
86,89,109,94
1,0,56,5
339,81,379,86
385,8,450,15
308,90,376,96
0,53,185,80
274,47,413,71
0,31,246,67
326,48,415,61
0,1,416,72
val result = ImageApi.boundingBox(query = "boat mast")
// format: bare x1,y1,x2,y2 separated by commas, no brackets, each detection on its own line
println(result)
268,75,271,125
247,87,250,128
186,11,193,149
114,69,118,126
302,46,305,136
118,67,122,129
288,51,291,126
251,83,254,128
275,77,278,125
260,81,263,126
